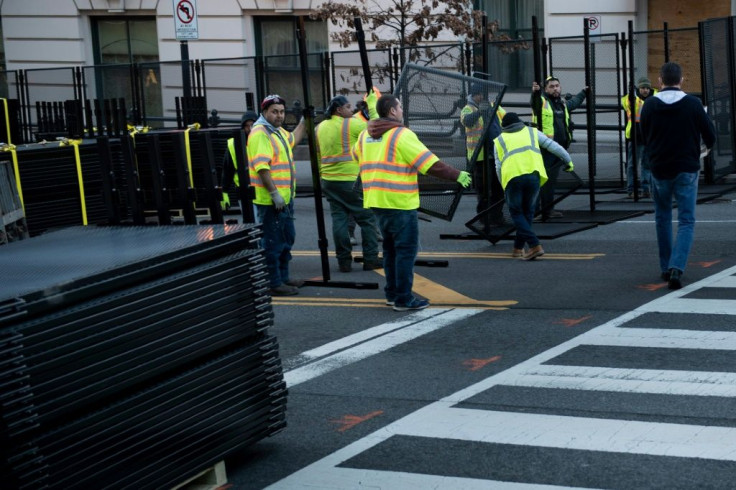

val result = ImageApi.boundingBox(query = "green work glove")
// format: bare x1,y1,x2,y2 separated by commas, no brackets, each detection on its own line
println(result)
456,171,472,188
365,88,379,120
220,192,231,211
270,190,286,211
564,161,574,172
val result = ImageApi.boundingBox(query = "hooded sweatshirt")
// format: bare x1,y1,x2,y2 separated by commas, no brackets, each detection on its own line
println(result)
640,87,716,180
364,118,461,181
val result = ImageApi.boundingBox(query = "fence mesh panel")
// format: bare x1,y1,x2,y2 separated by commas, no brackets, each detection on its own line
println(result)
330,48,393,100
701,17,735,180
394,63,506,221
200,57,259,125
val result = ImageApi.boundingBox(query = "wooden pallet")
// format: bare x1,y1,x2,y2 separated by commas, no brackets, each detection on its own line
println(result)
171,460,228,490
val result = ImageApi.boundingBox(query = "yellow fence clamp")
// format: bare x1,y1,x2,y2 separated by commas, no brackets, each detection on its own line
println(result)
59,138,88,225
1,143,23,214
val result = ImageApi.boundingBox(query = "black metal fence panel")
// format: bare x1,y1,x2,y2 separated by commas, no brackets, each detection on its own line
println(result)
200,57,260,126
330,48,394,100
395,63,506,221
700,17,736,181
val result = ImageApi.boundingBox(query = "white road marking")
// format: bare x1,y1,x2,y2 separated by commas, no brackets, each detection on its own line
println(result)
283,309,444,369
283,308,483,388
508,365,736,397
268,265,736,489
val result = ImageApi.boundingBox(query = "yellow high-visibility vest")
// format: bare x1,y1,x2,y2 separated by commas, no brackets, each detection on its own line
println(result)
352,126,438,210
621,89,658,139
460,104,506,161
316,115,366,181
532,96,570,141
494,127,548,190
247,124,295,205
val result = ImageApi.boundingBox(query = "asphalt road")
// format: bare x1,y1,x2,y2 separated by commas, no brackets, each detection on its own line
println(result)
223,186,736,489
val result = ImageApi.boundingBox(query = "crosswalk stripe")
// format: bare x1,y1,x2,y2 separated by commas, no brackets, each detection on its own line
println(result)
292,467,590,490
643,298,736,314
580,327,736,350
269,264,736,488
393,404,736,460
510,365,736,396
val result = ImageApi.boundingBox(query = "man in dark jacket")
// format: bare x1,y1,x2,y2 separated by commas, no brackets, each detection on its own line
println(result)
531,76,587,220
640,62,716,290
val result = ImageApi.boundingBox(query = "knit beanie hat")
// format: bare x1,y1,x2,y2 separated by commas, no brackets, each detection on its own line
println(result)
240,111,258,128
637,77,652,89
501,112,521,128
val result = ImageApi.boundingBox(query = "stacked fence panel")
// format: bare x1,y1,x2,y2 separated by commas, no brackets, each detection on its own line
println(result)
0,224,287,490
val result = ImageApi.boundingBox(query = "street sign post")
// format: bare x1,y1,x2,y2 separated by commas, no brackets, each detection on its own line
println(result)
586,15,602,43
173,0,199,40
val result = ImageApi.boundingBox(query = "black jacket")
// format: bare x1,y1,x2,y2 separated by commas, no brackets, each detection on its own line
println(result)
640,87,716,180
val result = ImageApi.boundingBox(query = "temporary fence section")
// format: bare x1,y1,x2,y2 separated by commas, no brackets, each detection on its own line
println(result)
395,63,506,221
700,16,736,182
200,57,261,125
0,158,28,245
0,224,286,490
331,48,395,99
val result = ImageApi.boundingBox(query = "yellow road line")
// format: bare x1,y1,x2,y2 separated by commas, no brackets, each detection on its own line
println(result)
291,251,603,260
273,271,516,310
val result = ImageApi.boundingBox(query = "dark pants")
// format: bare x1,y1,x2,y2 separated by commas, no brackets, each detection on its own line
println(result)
505,173,541,249
322,179,379,263
373,208,419,306
256,202,296,288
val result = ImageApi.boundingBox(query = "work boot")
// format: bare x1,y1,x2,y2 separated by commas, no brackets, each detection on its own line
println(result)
285,278,304,288
338,259,352,272
523,244,545,261
512,248,524,258
363,258,383,271
270,284,298,296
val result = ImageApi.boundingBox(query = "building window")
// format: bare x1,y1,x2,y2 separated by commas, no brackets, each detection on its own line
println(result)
91,17,160,124
254,17,328,111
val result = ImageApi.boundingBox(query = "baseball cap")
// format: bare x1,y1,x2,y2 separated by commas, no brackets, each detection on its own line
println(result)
261,94,286,111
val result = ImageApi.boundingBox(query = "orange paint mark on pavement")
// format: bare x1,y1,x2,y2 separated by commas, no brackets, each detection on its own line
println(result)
463,356,502,371
692,260,722,268
637,283,669,291
554,315,593,327
331,410,384,432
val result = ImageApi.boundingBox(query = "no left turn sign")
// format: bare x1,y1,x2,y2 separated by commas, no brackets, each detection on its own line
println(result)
173,0,199,40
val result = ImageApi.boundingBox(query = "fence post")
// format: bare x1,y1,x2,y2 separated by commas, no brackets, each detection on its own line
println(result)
663,22,670,63
584,18,596,211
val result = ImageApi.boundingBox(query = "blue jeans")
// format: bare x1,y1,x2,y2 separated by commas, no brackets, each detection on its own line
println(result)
505,173,541,249
373,208,418,305
626,143,651,193
256,202,296,288
322,179,379,262
651,172,698,274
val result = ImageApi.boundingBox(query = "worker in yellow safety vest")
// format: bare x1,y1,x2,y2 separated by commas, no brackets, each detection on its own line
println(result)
621,77,657,198
530,75,587,221
352,94,472,311
220,110,258,210
316,91,382,272
460,82,506,226
246,94,305,296
494,112,572,261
